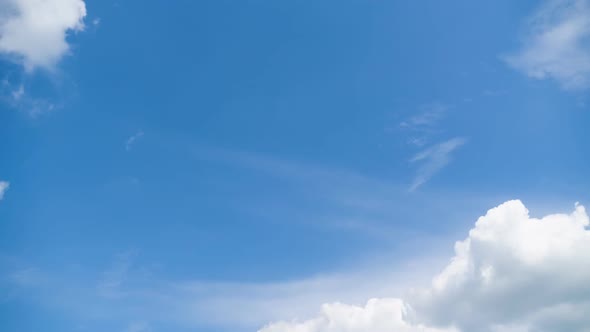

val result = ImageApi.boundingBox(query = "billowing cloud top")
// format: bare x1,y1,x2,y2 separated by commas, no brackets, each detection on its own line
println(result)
260,200,590,332
0,0,87,70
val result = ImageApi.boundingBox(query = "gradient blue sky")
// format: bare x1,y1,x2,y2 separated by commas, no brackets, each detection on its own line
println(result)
1,1,590,331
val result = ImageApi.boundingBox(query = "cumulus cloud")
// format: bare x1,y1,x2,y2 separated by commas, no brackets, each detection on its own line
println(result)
0,0,87,70
410,200,590,332
505,0,590,89
260,298,457,332
260,200,590,332
0,181,9,200
409,137,466,191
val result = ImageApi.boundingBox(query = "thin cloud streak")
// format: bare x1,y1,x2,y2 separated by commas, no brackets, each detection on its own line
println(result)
409,137,467,192
399,102,450,147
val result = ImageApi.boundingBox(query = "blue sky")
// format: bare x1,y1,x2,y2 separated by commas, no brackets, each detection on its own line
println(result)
1,1,590,331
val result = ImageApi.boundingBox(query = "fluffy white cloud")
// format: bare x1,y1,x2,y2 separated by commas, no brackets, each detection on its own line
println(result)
0,181,9,200
0,0,87,70
505,0,590,89
410,200,590,332
260,200,590,332
260,298,457,332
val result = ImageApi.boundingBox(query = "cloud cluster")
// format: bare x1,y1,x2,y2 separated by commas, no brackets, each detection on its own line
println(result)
0,0,87,70
260,200,590,332
505,0,590,90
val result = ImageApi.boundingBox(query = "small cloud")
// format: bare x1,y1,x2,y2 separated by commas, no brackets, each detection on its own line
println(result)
92,18,101,26
400,102,448,130
482,89,507,97
409,137,466,191
504,0,590,90
0,181,10,200
1,81,56,117
125,322,151,332
125,131,144,151
407,137,428,147
398,102,450,147
11,84,24,100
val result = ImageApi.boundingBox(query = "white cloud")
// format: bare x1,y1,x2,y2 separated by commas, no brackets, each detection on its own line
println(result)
0,181,9,200
260,299,456,332
409,200,590,332
125,131,144,151
260,200,590,332
409,137,466,191
0,0,87,70
505,0,590,89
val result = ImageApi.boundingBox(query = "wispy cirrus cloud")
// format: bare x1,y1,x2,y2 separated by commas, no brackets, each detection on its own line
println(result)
399,102,449,147
397,103,467,191
504,0,590,90
409,137,467,192
400,103,448,128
